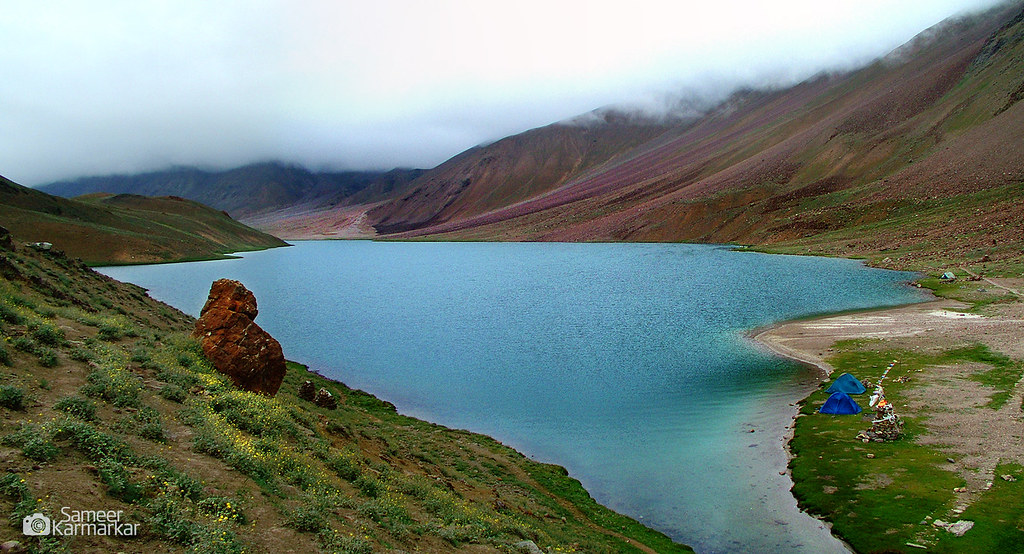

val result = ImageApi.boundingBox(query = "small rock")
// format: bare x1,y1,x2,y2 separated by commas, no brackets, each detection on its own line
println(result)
513,540,544,554
984,482,993,490
297,380,315,401
932,519,948,528
905,543,927,549
1001,474,1016,482
314,388,338,410
1,541,26,553
946,457,955,464
749,429,755,433
946,520,974,537
866,453,875,459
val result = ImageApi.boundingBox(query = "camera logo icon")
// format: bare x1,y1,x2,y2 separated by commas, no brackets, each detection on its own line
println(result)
23,512,51,536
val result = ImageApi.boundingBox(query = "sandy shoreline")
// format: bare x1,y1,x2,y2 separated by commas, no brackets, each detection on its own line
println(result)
749,282,1024,548
749,296,947,377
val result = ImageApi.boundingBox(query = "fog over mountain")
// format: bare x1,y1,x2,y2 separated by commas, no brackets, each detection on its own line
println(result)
0,0,1007,185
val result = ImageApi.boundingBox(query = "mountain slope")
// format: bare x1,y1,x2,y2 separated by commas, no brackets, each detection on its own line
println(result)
1,175,287,264
369,111,685,234
367,2,1024,271
39,162,423,220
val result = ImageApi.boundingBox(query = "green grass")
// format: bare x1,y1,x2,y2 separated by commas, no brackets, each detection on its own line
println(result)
791,342,1024,552
524,460,692,553
952,346,1024,410
54,395,98,420
917,277,1017,312
0,472,37,526
0,385,26,410
0,423,60,462
791,346,958,551
29,321,65,346
941,463,1024,553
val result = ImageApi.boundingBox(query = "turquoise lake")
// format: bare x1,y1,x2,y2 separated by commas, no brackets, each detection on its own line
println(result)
100,241,929,553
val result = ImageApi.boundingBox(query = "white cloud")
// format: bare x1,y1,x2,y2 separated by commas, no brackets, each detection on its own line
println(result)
0,0,1007,184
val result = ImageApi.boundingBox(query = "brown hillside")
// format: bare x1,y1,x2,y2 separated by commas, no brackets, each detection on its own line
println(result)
369,111,682,234
367,3,1024,272
0,176,287,265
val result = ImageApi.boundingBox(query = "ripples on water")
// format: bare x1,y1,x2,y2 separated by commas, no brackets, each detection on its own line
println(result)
101,241,927,553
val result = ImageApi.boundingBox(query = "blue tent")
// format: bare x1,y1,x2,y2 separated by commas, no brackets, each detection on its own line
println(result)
819,392,862,415
826,372,866,395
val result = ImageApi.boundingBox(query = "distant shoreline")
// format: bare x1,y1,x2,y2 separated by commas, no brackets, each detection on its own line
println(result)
747,294,941,377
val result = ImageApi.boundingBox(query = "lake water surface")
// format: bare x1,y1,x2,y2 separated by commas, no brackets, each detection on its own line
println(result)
101,241,928,553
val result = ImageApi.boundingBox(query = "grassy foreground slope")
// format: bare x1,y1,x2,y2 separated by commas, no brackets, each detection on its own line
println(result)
0,238,688,552
1,174,287,265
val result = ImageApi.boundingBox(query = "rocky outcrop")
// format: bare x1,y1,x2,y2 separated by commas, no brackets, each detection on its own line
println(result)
193,279,286,396
314,388,337,410
0,226,12,249
297,380,316,401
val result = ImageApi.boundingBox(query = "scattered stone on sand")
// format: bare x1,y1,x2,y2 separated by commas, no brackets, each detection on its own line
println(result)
314,388,338,410
193,279,287,396
297,380,316,401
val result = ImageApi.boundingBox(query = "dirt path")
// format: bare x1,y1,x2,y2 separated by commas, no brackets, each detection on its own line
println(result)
960,267,1022,297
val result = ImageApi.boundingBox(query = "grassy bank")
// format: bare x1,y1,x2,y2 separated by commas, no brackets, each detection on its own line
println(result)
0,238,690,552
789,329,1024,551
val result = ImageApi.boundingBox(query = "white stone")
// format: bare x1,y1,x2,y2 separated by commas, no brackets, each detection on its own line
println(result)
946,520,974,537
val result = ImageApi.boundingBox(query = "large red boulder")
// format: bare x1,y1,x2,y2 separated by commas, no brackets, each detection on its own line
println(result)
193,279,286,396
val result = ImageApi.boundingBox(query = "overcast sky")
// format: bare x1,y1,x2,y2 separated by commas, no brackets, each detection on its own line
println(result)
0,0,1008,185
